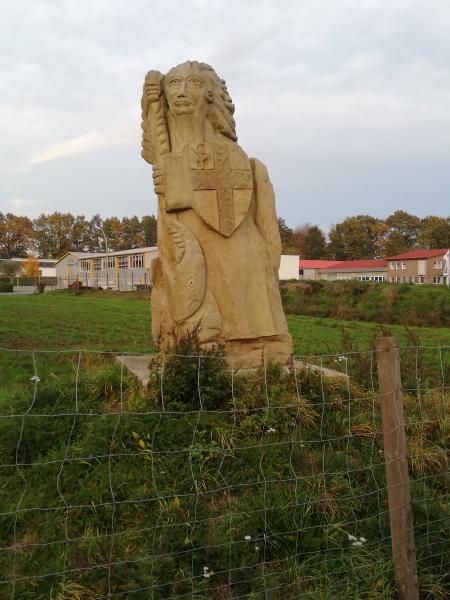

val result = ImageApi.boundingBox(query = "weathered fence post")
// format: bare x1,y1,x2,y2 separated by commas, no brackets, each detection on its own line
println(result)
376,335,419,600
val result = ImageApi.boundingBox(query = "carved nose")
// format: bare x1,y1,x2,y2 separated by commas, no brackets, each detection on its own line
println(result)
177,80,187,95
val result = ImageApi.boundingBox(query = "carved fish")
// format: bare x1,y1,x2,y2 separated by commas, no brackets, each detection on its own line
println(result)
166,220,206,322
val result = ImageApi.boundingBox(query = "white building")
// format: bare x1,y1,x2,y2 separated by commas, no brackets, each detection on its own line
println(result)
55,247,158,290
56,248,299,290
279,255,300,280
0,257,57,277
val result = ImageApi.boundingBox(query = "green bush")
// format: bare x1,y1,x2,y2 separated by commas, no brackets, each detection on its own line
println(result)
148,326,232,411
0,280,13,292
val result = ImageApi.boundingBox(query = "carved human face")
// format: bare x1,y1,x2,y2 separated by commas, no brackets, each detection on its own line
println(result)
164,65,210,116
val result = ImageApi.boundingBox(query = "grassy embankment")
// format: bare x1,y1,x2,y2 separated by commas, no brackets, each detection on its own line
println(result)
0,291,448,598
281,279,450,328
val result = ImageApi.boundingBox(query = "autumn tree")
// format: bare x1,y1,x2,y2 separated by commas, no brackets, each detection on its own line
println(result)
103,217,127,251
291,224,310,256
328,215,385,260
23,255,40,277
0,260,22,276
142,215,157,246
303,225,328,259
278,218,296,253
122,216,146,248
0,213,34,258
33,212,77,258
383,210,422,256
71,215,94,252
418,215,450,249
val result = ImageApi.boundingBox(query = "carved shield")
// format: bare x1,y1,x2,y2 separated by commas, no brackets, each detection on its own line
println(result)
189,143,253,237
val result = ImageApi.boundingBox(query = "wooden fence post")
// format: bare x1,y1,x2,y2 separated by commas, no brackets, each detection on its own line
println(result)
376,335,419,600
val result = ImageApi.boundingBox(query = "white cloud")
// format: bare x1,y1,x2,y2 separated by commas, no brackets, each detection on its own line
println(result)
27,131,132,166
6,197,38,213
1,0,449,226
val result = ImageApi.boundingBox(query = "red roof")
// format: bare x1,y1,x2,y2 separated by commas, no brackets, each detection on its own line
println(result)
324,259,387,271
386,248,448,260
299,260,340,269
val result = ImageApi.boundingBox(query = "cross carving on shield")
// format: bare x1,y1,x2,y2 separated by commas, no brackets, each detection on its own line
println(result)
189,143,253,237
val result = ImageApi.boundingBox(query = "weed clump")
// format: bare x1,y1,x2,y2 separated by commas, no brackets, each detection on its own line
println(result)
148,326,232,411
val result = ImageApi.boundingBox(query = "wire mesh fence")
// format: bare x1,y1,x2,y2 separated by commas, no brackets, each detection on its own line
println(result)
0,342,448,598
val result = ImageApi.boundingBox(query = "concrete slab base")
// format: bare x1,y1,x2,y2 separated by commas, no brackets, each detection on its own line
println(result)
116,354,348,389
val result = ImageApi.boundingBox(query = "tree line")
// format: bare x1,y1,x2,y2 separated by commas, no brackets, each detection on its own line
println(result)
0,213,157,259
279,211,450,259
0,210,449,260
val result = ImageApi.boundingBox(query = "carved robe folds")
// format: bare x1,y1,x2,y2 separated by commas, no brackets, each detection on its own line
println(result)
152,140,292,368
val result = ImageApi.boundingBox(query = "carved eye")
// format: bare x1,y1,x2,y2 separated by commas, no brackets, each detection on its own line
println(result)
169,78,181,86
187,278,195,288
188,77,203,87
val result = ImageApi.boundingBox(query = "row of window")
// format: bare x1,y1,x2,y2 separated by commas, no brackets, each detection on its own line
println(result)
390,276,424,283
390,260,444,270
79,255,144,272
335,275,385,281
390,261,407,270
357,276,385,282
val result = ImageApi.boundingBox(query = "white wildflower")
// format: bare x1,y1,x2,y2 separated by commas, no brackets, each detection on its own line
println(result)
244,535,252,541
255,545,260,551
266,427,276,434
30,375,40,383
352,541,363,547
348,534,357,541
359,537,367,543
337,355,348,362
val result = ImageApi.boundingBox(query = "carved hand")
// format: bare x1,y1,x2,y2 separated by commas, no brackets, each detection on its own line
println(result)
143,79,161,109
152,165,165,196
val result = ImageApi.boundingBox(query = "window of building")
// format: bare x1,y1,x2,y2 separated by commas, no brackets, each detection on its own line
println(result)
79,259,90,272
390,262,395,269
129,254,144,269
299,269,304,276
102,256,115,269
401,262,406,269
396,261,401,269
93,258,102,271
118,256,128,269
433,260,443,269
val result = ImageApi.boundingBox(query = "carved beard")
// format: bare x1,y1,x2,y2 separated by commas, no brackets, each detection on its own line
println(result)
167,109,206,153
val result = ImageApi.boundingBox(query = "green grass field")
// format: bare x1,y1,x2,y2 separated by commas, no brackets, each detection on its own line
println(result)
0,291,449,598
1,290,449,402
1,290,449,355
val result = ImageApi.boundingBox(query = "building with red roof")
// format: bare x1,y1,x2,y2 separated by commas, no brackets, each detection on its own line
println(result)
299,259,387,282
386,248,449,284
298,250,450,284
316,259,387,282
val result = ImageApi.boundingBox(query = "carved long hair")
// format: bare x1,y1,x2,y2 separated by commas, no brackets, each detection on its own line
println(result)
141,61,237,165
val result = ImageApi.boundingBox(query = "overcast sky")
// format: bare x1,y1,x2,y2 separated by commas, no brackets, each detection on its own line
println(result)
1,0,450,230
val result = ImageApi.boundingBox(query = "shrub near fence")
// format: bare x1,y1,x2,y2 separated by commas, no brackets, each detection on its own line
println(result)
0,336,448,598
0,278,13,293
